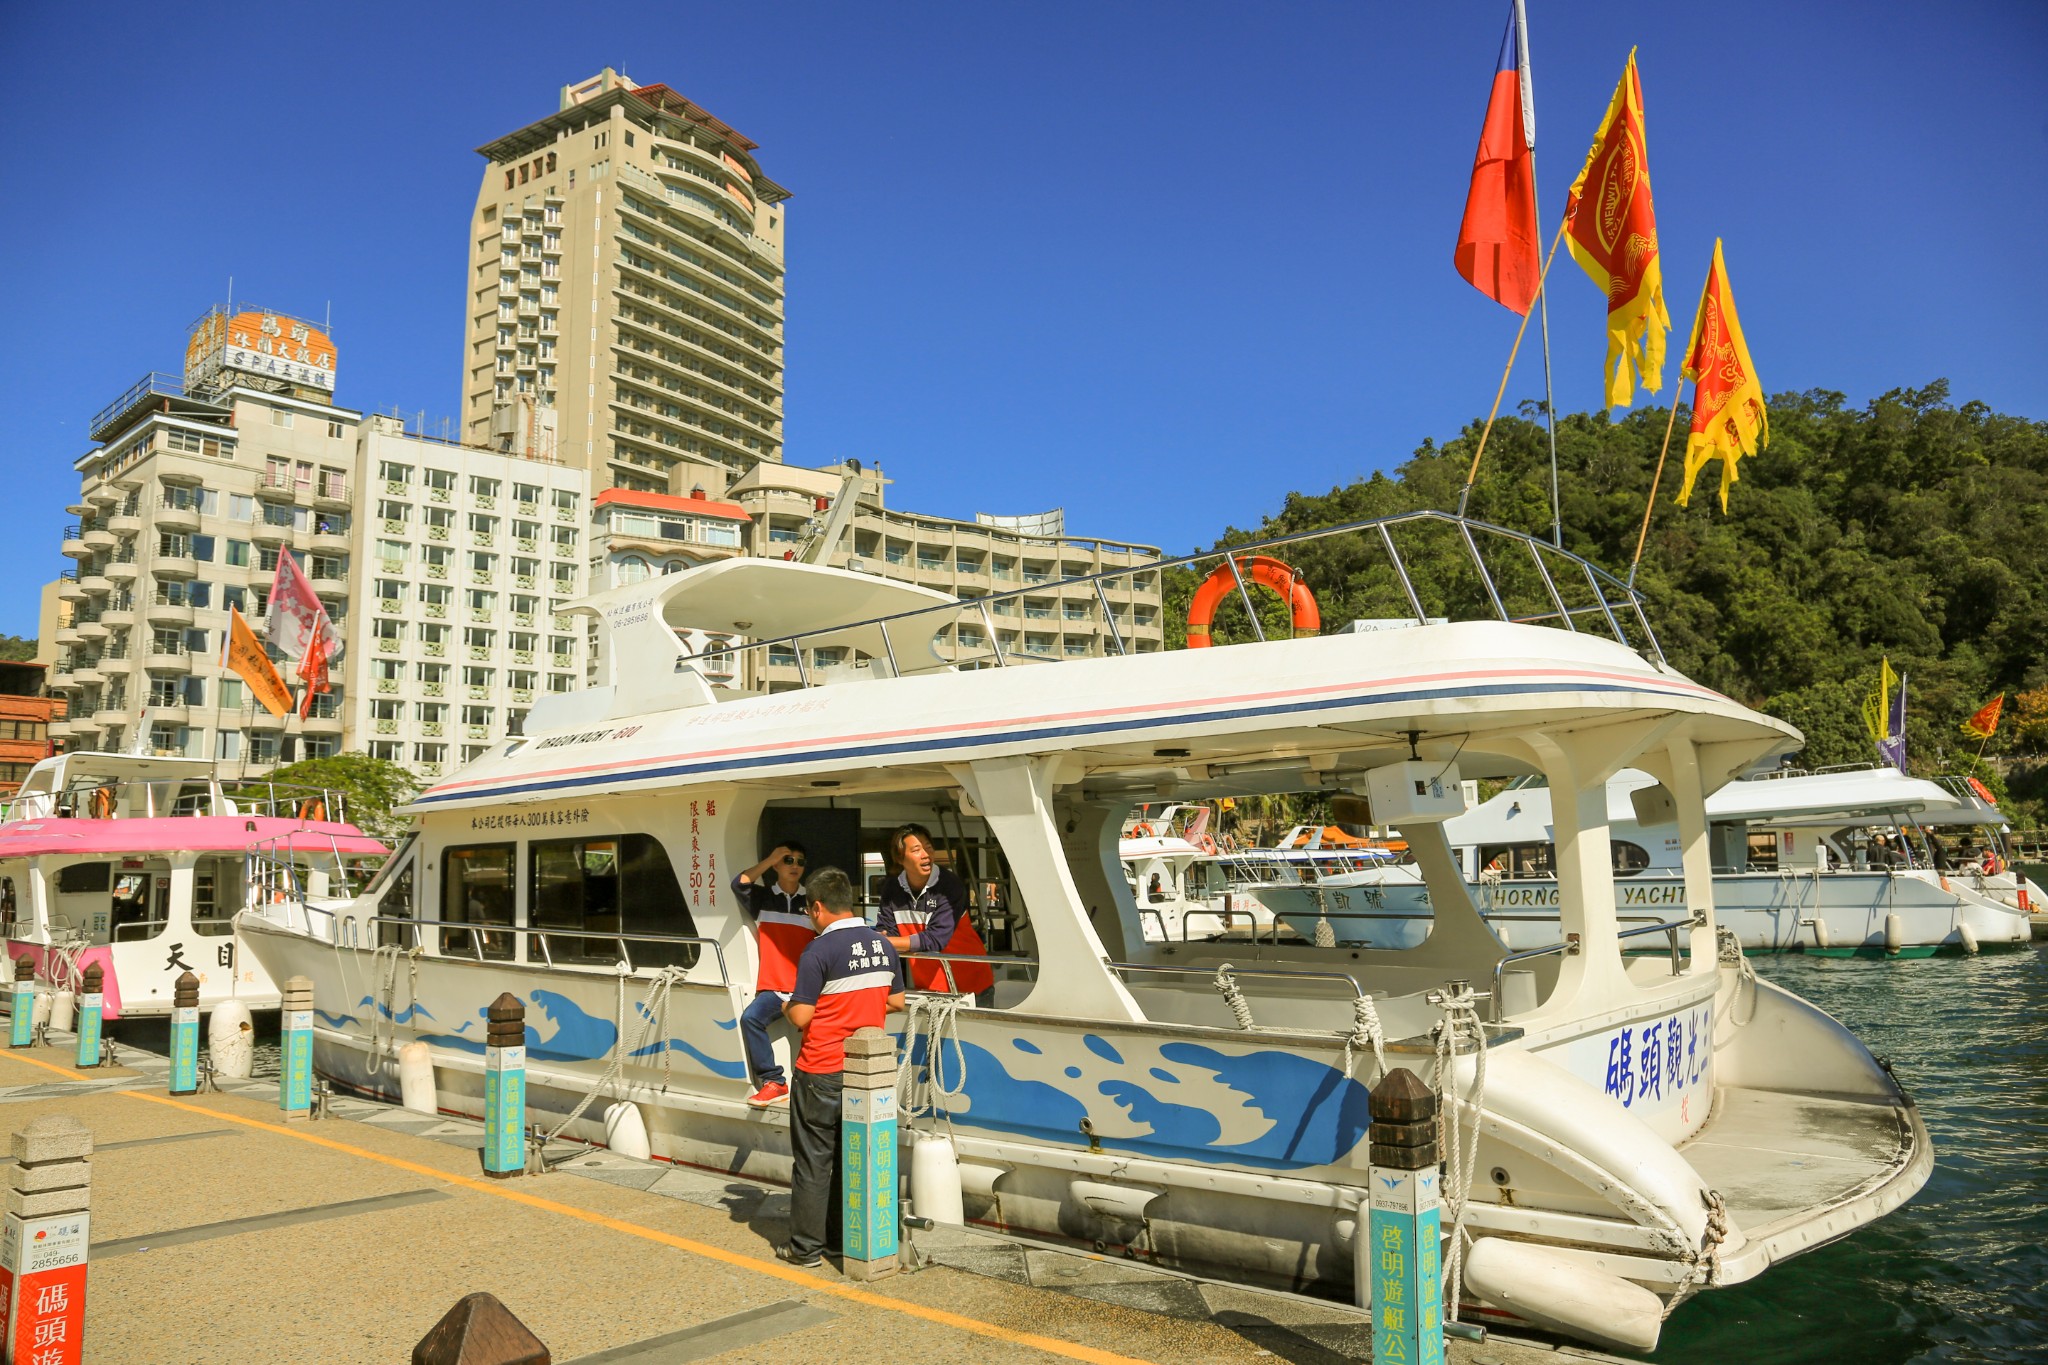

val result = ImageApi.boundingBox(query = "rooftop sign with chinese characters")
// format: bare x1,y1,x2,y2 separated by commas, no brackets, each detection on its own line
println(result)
185,308,337,395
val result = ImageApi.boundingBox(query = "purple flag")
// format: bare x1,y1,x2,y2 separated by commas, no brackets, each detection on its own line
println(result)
1877,673,1907,770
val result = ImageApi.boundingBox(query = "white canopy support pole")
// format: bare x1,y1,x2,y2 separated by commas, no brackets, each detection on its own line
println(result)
1657,735,1720,974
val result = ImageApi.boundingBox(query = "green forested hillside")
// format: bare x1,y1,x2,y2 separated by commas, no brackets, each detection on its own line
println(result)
1168,382,2048,820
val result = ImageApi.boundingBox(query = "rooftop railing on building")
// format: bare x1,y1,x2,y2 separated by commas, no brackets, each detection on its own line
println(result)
674,510,1667,689
90,373,185,441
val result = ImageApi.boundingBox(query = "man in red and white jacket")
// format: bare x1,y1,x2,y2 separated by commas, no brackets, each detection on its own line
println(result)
732,841,814,1107
778,866,903,1267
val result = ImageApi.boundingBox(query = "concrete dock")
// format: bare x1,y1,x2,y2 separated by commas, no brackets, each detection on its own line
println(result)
2,1037,1622,1364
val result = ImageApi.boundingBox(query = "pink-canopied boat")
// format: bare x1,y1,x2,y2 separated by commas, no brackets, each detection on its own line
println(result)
1,751,386,1019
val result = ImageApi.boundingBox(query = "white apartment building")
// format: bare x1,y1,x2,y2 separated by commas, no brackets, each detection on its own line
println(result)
345,421,589,781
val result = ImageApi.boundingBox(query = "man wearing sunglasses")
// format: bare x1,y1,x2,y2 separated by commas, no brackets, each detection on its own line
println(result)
732,840,813,1106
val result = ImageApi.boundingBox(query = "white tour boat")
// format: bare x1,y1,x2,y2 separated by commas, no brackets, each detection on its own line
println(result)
239,511,1931,1351
2,751,386,1018
1262,765,2031,955
1120,805,1268,941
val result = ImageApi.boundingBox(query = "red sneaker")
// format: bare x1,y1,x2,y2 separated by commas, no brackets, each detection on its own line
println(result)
747,1081,790,1107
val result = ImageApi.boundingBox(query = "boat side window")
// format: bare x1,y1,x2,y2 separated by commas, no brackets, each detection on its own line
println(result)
376,858,416,949
192,859,232,935
1478,842,1553,879
1611,840,1652,876
528,834,698,970
55,863,111,894
443,843,516,961
1746,831,1779,871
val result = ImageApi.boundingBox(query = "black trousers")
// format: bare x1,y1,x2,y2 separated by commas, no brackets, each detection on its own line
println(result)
788,1068,843,1259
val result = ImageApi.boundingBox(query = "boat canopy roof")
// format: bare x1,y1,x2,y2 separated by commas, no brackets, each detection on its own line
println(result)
0,816,386,861
12,750,216,799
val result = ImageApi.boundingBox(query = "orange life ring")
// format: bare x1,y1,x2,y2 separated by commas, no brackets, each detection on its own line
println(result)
1185,555,1319,649
1130,822,1155,838
298,797,328,822
1199,834,1219,856
89,787,114,820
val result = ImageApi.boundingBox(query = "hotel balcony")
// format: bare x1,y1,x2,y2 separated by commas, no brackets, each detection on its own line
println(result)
82,526,117,552
153,555,198,581
143,649,193,674
108,512,143,538
155,499,201,533
106,557,138,583
60,528,88,559
55,572,85,602
145,600,194,627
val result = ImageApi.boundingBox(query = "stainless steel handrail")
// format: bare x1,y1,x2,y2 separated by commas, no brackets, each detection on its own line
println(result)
359,914,730,985
900,948,1039,997
1107,958,1368,1000
1486,913,1698,1021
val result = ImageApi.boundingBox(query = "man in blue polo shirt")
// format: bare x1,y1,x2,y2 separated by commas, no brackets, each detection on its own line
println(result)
777,865,904,1267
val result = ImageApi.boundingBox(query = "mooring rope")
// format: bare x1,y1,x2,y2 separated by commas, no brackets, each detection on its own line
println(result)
539,964,691,1155
897,993,969,1141
1212,963,1257,1030
365,944,420,1076
1341,994,1388,1081
1666,1189,1731,1315
1431,982,1489,1326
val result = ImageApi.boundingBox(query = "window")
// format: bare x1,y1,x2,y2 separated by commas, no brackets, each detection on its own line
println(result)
465,627,496,650
470,477,500,498
373,618,405,641
217,730,242,762
553,489,579,512
469,551,495,574
425,468,457,492
227,494,253,522
418,662,448,684
551,526,577,551
226,540,251,567
223,585,246,613
443,844,515,960
368,741,402,762
463,667,495,687
528,835,696,967
418,702,448,723
56,864,111,894
513,483,541,505
220,679,243,709
379,500,411,524
271,409,295,428
328,420,345,439
469,514,498,537
462,705,494,726
379,461,413,485
378,540,409,570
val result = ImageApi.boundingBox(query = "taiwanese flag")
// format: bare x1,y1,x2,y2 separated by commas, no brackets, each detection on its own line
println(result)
1454,3,1541,315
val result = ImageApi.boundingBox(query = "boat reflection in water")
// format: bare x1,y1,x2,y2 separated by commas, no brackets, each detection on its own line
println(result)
241,511,1931,1352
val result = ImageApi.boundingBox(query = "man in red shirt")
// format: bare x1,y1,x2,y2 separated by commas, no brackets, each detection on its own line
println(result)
732,841,813,1107
777,866,903,1267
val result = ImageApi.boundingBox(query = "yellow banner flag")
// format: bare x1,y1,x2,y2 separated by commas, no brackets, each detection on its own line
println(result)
1562,49,1670,408
1675,239,1769,512
224,605,294,718
1860,656,1898,745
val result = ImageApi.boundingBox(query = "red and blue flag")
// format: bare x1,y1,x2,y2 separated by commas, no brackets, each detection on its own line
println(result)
1454,2,1541,315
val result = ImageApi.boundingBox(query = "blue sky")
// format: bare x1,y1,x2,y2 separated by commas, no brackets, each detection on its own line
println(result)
2,1,2043,637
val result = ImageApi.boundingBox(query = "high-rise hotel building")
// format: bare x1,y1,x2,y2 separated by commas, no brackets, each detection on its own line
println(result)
461,69,789,495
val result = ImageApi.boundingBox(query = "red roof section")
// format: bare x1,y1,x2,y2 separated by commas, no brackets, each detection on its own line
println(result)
595,486,752,522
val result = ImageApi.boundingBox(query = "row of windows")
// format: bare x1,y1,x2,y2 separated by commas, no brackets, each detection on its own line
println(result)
376,463,579,509
433,835,696,967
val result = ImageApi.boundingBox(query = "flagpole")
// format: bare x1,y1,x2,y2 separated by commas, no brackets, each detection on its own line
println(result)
1628,391,1687,586
1457,220,1567,518
1515,0,1563,548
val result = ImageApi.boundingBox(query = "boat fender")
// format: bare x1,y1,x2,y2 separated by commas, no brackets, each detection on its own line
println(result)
1068,1179,1164,1223
1801,917,1830,951
604,1101,652,1161
1958,922,1980,955
911,1134,966,1225
30,991,51,1032
1462,1237,1664,1353
398,1041,438,1115
1884,913,1905,955
49,989,74,1034
208,1000,255,1079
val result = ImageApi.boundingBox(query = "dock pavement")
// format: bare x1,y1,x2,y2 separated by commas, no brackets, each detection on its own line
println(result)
1,1037,1625,1364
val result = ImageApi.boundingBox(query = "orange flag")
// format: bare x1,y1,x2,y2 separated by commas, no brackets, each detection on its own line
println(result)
1962,695,2005,740
223,606,294,719
1562,49,1669,408
296,623,333,719
1676,239,1769,512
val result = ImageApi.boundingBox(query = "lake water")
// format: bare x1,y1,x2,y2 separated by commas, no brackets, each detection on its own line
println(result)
137,948,2048,1360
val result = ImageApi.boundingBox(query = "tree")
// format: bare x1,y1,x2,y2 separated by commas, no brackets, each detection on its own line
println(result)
0,636,36,663
241,752,420,845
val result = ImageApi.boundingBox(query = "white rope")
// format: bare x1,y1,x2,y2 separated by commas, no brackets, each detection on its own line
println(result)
540,963,690,1151
44,934,93,993
1717,926,1759,1025
897,993,968,1139
365,944,420,1076
1431,982,1489,1326
1213,964,1256,1030
1341,994,1387,1081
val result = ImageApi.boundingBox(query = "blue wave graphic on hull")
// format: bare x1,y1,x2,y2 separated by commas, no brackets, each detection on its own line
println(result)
416,990,620,1061
933,1035,1371,1171
626,1036,747,1079
357,995,436,1025
313,1010,359,1028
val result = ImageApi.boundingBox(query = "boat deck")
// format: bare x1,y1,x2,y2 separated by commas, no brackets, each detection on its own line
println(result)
1683,1084,1925,1266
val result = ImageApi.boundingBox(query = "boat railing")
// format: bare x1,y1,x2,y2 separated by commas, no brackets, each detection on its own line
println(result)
1108,958,1371,1001
901,948,1038,996
668,508,1664,687
1487,912,1697,1022
224,780,353,824
347,914,731,985
247,830,381,906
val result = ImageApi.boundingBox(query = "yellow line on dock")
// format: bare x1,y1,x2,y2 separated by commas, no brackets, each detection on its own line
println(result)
0,1050,1158,1365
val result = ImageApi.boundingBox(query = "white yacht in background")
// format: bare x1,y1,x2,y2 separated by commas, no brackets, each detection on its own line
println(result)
1118,805,1268,941
1,751,385,1018
1289,766,2031,954
240,511,1930,1351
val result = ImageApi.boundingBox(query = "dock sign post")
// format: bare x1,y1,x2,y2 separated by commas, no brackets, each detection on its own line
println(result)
1366,1067,1445,1365
840,1027,899,1280
482,993,526,1178
167,971,200,1095
8,957,32,1050
279,976,314,1121
73,967,102,1071
0,1115,92,1365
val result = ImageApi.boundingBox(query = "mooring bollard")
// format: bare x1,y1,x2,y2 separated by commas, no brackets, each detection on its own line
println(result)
2,1114,92,1365
167,970,200,1095
840,1026,900,1281
483,993,525,1179
280,976,314,1122
74,966,103,1071
411,1290,550,1365
8,956,34,1049
1365,1066,1445,1365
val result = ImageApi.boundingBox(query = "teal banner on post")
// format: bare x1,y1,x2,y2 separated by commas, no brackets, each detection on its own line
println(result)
169,1005,200,1092
1368,1165,1445,1365
281,1008,313,1112
841,1088,899,1261
8,984,32,1047
75,993,102,1068
483,1045,526,1174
